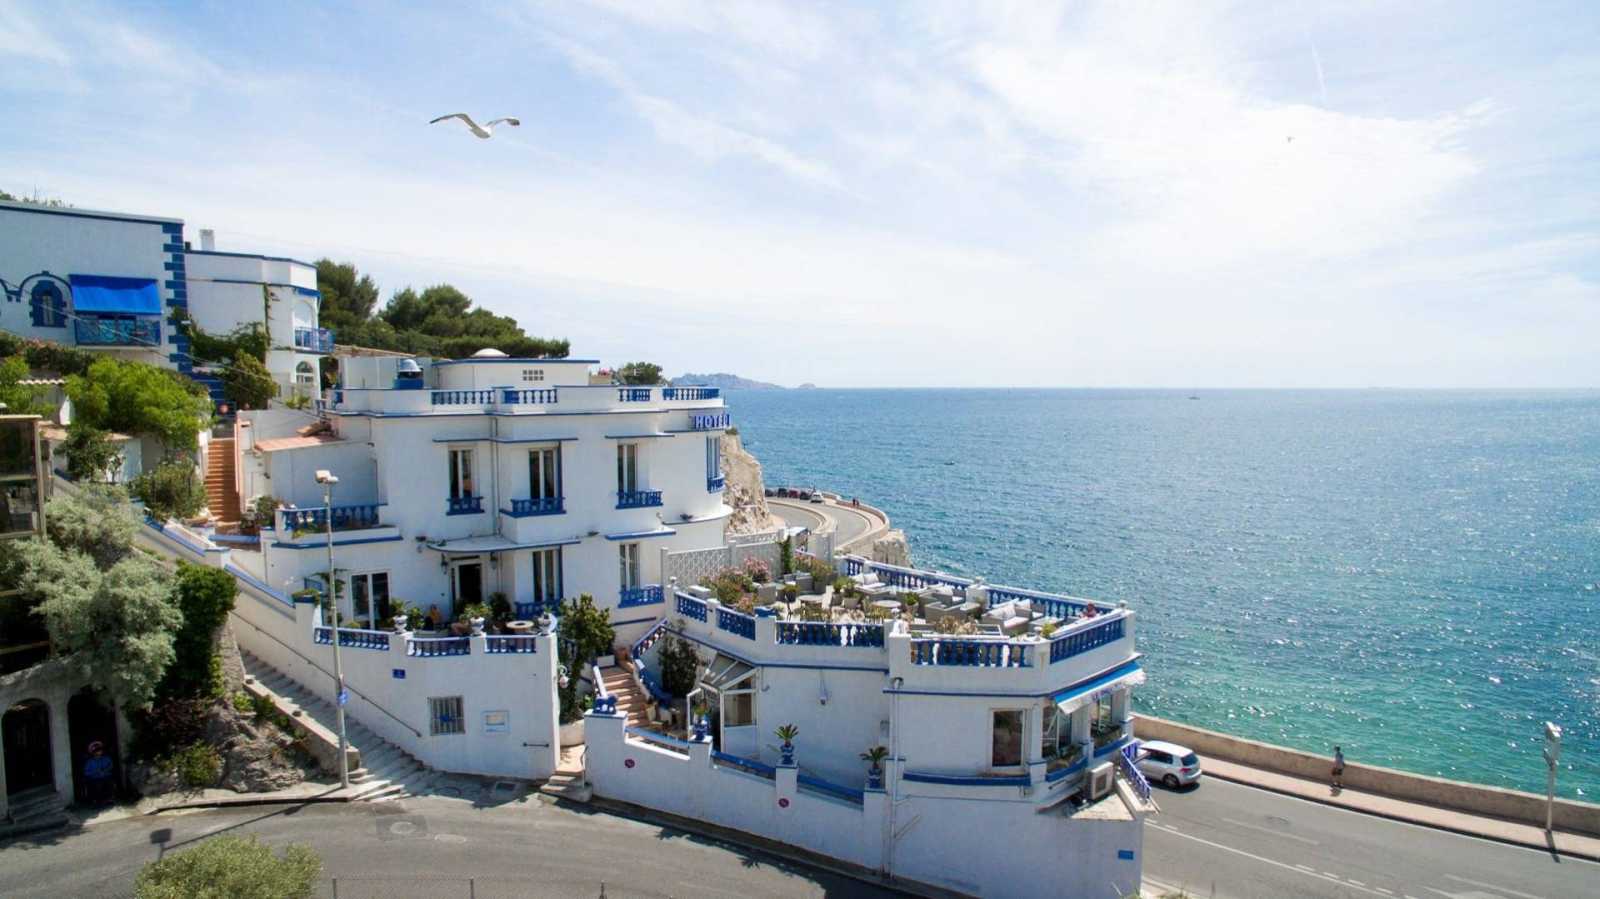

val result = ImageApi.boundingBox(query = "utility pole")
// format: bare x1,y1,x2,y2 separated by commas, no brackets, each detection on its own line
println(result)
1543,721,1562,833
317,469,350,790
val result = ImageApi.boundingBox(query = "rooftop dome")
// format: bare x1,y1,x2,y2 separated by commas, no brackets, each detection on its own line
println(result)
471,347,508,358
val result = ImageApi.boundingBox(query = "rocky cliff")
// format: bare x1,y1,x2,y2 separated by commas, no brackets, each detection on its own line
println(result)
720,431,780,535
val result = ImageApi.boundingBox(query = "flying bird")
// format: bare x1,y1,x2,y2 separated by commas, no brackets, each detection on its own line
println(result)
429,113,521,139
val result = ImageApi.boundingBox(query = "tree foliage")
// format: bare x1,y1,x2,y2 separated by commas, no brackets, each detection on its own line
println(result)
62,423,123,483
66,358,212,452
183,319,269,365
617,362,664,385
221,352,277,410
134,835,321,899
43,485,141,568
0,354,53,417
658,634,701,700
130,461,206,521
159,562,237,701
557,594,614,723
0,332,101,377
314,260,569,359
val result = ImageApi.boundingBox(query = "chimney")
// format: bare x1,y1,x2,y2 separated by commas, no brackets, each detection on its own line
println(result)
199,229,216,252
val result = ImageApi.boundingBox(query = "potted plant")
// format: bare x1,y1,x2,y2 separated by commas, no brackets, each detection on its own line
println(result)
459,602,490,636
775,724,799,766
860,745,890,789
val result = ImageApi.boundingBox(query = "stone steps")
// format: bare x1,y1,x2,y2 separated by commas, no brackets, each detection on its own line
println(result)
239,649,436,801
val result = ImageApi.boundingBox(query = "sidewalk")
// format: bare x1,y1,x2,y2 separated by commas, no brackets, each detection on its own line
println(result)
1200,756,1600,862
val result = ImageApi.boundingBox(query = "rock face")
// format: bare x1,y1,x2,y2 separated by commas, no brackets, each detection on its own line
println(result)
720,432,780,535
871,529,911,567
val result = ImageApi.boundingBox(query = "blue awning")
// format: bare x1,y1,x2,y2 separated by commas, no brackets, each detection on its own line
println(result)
1052,659,1145,714
68,275,161,314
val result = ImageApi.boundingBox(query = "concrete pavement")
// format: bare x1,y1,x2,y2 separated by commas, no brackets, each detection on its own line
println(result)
769,495,885,553
1145,775,1600,899
0,791,902,898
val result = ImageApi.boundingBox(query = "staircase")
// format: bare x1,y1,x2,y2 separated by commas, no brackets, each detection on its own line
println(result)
239,649,445,801
188,369,227,409
600,665,651,729
205,438,241,525
2,786,68,836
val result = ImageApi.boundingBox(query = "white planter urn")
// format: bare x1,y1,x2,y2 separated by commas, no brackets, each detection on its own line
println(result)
393,615,409,634
469,616,486,636
559,718,585,747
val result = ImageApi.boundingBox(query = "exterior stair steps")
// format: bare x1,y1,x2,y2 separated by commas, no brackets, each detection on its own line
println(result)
239,649,439,802
2,786,69,836
539,745,591,803
599,665,652,729
204,437,241,525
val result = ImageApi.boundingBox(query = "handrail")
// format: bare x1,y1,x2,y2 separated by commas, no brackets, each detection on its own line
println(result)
797,770,865,805
626,726,691,753
1048,614,1126,663
409,636,471,657
711,749,776,780
484,634,538,654
312,626,391,651
631,618,670,659
230,613,423,738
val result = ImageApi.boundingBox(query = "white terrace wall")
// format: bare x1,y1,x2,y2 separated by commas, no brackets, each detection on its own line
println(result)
226,567,560,780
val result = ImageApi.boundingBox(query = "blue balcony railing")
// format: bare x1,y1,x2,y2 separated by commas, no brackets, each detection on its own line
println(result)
1048,616,1126,664
909,638,1030,668
513,599,559,619
281,504,381,533
504,496,564,517
690,412,731,430
501,387,558,404
313,627,390,651
432,390,495,405
706,475,726,493
663,387,720,401
617,387,652,402
447,495,484,515
618,584,664,608
75,317,160,346
409,636,471,657
716,608,756,640
616,489,662,509
485,635,538,654
293,327,335,353
776,621,884,647
676,592,708,622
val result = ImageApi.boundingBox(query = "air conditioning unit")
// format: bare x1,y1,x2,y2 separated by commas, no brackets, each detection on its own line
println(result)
1088,762,1115,801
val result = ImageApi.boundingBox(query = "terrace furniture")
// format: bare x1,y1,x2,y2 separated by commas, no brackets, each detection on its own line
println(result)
872,599,903,615
687,585,713,600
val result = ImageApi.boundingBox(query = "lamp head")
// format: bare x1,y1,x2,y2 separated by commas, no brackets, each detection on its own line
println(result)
315,470,338,485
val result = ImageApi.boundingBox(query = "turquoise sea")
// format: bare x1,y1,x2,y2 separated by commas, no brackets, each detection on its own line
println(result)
727,389,1600,799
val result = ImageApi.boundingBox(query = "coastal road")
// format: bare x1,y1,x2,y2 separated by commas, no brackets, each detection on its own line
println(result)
0,793,896,898
768,496,883,553
1144,776,1599,899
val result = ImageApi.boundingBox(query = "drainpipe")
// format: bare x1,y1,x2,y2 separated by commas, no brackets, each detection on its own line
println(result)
885,674,903,879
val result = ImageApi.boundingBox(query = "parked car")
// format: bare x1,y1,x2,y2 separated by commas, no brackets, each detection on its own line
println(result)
808,489,825,503
1136,740,1202,788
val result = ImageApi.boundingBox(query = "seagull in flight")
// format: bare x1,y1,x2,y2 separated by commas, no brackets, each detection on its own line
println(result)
429,113,521,139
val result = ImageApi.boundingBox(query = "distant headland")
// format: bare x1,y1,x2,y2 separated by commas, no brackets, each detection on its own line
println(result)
673,372,789,390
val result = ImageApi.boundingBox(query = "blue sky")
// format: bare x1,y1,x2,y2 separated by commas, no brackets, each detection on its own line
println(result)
2,1,1596,387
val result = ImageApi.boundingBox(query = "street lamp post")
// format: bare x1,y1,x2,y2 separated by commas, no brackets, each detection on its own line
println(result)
316,469,350,790
1543,721,1562,833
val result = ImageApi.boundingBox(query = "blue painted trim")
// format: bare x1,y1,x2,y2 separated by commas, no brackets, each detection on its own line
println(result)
291,285,320,297
0,201,181,228
1050,658,1143,704
194,277,306,289
901,771,1030,787
334,408,720,420
429,435,580,443
432,357,597,366
270,535,405,549
604,433,677,440
1094,735,1132,758
185,248,317,268
225,563,294,608
660,627,889,674
1045,758,1088,782
882,654,1144,700
428,537,581,553
604,527,677,541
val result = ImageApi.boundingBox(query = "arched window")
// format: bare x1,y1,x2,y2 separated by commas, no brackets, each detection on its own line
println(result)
30,281,66,328
295,361,315,385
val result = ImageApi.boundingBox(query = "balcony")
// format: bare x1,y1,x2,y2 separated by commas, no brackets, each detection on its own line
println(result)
707,475,726,493
447,495,484,515
279,504,381,533
617,387,652,402
616,489,662,509
501,387,558,405
504,496,564,517
663,387,720,401
433,389,496,405
618,584,664,608
293,327,335,354
75,317,160,347
331,383,728,416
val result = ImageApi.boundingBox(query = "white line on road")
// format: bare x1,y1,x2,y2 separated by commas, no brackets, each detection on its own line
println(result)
1148,823,1390,897
1222,816,1320,845
1349,880,1366,886
1443,873,1548,899
1296,864,1317,872
1375,889,1393,895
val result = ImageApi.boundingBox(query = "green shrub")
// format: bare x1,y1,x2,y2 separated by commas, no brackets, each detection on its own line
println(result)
657,633,701,699
221,353,277,410
131,461,206,521
556,594,614,723
62,422,123,482
231,692,253,715
134,834,321,899
251,693,276,722
159,563,237,701
167,742,221,789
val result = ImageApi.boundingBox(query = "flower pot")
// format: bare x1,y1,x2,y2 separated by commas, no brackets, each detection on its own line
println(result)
392,615,410,634
560,718,585,747
450,620,471,637
469,616,486,636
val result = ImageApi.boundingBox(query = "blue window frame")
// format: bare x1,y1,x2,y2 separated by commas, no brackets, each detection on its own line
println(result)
30,282,66,328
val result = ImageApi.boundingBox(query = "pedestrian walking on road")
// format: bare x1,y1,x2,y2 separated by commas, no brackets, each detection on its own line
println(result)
1332,745,1345,791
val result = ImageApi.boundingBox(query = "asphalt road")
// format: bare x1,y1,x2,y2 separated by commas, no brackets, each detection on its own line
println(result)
769,497,879,552
1144,775,1599,899
0,794,898,899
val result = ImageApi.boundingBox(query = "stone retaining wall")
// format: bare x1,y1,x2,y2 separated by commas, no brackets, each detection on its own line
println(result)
1134,714,1600,836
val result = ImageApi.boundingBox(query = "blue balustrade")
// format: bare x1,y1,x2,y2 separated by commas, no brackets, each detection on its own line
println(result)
431,389,495,405
1048,616,1125,664
716,608,756,640
711,750,775,780
313,626,391,650
75,317,160,346
616,489,663,509
484,635,538,654
408,636,471,657
706,475,726,492
293,327,335,353
1118,741,1152,802
446,495,484,515
505,496,564,517
631,619,669,660
909,638,1030,668
618,584,664,608
797,772,865,805
617,387,652,402
502,387,558,404
776,621,884,648
987,585,1089,619
281,503,381,532
840,557,864,576
676,592,708,621
689,412,730,430
663,387,721,401
626,726,691,750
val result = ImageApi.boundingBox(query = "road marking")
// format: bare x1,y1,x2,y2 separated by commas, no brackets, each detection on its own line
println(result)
1349,880,1366,886
1221,816,1320,845
1148,823,1390,897
1443,874,1547,899
1296,864,1316,872
1323,871,1342,879
1375,889,1393,895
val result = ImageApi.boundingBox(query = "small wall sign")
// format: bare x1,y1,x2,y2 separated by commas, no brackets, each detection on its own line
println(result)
625,758,636,769
777,797,790,808
483,710,509,733
392,669,406,679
